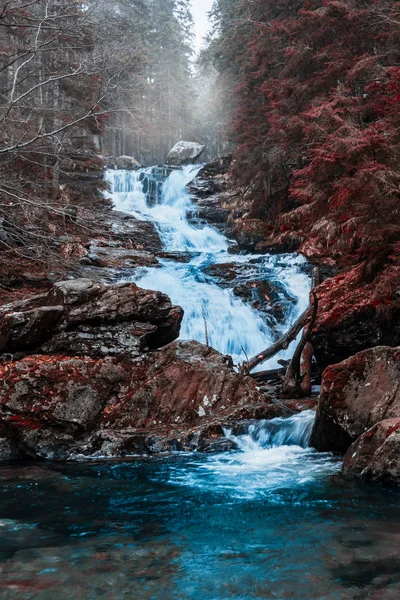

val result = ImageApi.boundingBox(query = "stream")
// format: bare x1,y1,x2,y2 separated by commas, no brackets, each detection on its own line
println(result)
105,165,311,369
0,166,399,599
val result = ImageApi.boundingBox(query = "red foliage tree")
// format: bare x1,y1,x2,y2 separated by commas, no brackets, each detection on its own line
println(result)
217,0,400,269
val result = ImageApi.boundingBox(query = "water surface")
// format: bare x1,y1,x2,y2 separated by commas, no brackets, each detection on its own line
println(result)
0,414,399,599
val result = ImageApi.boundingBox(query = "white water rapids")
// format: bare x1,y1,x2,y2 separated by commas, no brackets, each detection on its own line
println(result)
105,166,335,495
105,165,311,370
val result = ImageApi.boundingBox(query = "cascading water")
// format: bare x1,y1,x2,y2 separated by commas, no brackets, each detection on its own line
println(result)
225,410,316,452
105,166,310,368
168,411,340,501
0,170,392,600
104,165,326,495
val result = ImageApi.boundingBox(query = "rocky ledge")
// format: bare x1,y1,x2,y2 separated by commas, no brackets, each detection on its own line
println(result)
0,279,283,460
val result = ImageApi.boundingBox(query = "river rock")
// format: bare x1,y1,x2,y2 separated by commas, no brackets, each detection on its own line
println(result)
188,195,229,226
197,155,232,177
203,263,246,283
311,346,400,453
342,418,400,484
233,279,295,324
115,155,141,170
0,279,183,358
0,341,278,459
165,141,205,166
81,241,159,269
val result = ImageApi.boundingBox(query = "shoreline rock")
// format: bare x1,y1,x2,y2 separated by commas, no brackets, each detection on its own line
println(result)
0,279,287,460
311,346,400,454
342,418,400,484
0,341,282,461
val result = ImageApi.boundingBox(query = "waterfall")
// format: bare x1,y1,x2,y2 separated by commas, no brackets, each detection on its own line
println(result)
105,166,311,369
224,410,315,452
168,411,339,499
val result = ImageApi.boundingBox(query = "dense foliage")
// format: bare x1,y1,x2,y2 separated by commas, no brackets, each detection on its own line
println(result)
210,0,400,268
0,0,110,270
0,0,195,277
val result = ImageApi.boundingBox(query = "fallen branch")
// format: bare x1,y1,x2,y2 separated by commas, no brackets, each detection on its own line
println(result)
251,367,286,382
245,267,320,375
246,308,310,373
281,291,319,397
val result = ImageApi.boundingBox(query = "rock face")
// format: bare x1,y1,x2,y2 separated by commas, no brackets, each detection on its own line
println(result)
0,279,183,358
343,418,400,484
0,279,283,459
311,346,400,453
115,155,141,170
0,342,275,460
310,266,400,369
165,141,205,166
230,219,269,251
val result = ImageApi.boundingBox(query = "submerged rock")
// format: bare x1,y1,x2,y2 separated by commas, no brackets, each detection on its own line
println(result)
311,346,400,453
165,141,205,166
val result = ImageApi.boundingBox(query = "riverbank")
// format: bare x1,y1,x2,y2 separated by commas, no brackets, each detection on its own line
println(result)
0,161,318,461
0,157,399,484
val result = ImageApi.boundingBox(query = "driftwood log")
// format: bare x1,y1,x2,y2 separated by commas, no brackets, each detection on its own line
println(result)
245,309,311,373
245,267,320,393
281,291,318,396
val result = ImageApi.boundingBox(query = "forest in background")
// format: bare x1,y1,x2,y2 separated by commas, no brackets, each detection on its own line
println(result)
0,0,205,276
208,0,399,276
0,0,399,284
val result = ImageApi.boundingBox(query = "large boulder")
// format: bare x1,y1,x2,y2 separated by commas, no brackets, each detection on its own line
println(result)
100,340,270,429
0,342,278,459
115,155,141,170
165,141,205,166
0,279,183,359
311,346,400,453
343,418,400,484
